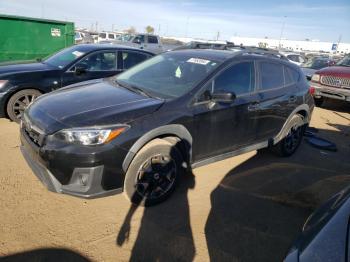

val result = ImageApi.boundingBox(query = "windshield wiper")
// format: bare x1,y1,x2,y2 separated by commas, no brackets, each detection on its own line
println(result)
116,80,153,98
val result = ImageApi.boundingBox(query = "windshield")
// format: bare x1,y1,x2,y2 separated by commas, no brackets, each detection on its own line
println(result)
116,52,221,99
337,56,350,67
302,58,328,69
116,34,134,42
44,46,86,68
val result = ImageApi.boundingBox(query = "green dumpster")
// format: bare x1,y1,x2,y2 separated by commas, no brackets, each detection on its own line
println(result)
0,14,74,62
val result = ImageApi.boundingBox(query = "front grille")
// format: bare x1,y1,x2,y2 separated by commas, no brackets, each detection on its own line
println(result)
21,116,45,147
321,76,350,89
24,128,42,147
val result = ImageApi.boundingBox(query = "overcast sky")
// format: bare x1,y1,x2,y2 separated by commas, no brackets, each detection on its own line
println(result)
1,0,349,42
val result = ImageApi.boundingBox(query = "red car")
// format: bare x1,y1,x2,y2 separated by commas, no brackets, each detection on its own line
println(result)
310,55,350,106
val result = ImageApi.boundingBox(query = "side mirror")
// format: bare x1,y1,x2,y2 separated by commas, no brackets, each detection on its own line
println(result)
211,92,236,103
75,65,87,75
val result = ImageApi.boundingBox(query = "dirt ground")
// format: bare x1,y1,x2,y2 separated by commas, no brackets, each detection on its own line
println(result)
1,100,350,262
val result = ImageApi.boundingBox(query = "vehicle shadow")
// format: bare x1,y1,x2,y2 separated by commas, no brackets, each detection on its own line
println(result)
1,248,90,262
319,98,350,114
116,140,196,262
205,127,350,262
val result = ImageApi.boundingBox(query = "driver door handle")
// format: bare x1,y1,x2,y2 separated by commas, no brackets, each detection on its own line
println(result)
248,102,260,111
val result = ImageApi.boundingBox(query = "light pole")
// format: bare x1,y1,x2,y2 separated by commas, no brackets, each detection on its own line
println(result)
278,16,287,50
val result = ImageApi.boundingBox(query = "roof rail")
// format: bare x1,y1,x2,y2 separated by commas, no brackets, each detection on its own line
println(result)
226,45,288,60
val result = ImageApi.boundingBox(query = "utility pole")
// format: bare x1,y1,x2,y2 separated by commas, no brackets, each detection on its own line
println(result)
278,16,287,50
336,34,342,52
216,31,220,41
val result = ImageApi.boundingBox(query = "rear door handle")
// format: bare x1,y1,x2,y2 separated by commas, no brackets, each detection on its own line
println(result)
289,95,297,103
248,102,260,111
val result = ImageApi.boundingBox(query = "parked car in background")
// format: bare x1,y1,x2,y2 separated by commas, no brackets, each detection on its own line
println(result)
116,34,164,54
75,31,94,44
285,186,350,262
281,52,306,66
301,57,336,80
0,44,154,122
20,49,313,206
97,32,121,42
172,41,235,51
310,54,350,106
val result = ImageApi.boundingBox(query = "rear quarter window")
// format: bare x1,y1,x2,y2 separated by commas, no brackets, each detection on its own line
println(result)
260,62,284,90
148,36,158,44
284,66,300,85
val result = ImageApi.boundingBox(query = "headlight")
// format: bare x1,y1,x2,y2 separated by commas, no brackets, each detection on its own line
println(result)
55,126,128,145
311,74,320,83
0,80,8,89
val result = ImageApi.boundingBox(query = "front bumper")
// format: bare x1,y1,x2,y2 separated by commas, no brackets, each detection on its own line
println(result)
20,127,127,198
0,91,11,118
311,82,350,102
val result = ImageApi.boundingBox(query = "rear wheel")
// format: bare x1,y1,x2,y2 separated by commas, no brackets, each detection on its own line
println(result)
124,138,184,206
272,114,304,157
314,97,324,107
6,89,42,123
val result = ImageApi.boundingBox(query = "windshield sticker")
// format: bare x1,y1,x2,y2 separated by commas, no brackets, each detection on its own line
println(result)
187,58,210,65
72,51,84,58
175,66,182,78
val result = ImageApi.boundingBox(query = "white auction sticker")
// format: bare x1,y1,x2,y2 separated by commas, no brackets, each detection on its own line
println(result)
72,51,84,57
187,58,210,65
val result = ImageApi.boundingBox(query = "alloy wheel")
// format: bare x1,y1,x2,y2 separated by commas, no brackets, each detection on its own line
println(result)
135,154,177,200
12,93,38,120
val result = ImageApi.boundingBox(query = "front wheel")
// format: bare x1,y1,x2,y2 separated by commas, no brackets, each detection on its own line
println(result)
6,89,42,123
123,139,184,206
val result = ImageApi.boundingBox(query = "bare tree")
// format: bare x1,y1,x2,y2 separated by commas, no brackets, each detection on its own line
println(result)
145,25,155,34
124,26,136,34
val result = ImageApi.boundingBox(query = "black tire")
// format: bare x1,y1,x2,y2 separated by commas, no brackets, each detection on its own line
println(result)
314,97,324,107
6,89,42,123
272,114,304,157
124,138,184,206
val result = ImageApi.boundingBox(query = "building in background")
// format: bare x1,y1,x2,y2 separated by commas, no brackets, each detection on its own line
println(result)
230,36,350,54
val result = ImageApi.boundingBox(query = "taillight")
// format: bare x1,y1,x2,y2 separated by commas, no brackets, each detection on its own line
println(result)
309,86,315,95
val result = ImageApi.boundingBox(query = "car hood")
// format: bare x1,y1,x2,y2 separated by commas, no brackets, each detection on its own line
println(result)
301,68,316,79
316,66,350,78
0,61,55,77
26,79,164,134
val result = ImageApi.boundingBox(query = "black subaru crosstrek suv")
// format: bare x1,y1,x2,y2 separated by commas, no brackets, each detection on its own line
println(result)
20,49,314,206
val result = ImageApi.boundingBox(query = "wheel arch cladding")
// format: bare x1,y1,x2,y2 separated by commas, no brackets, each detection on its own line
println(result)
122,124,193,172
273,104,310,145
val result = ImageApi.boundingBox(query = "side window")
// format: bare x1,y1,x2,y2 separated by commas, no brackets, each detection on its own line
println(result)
133,35,145,43
197,81,214,103
121,51,149,70
108,34,115,39
287,55,299,62
260,62,284,90
214,62,254,96
148,36,158,44
284,66,300,85
75,52,117,71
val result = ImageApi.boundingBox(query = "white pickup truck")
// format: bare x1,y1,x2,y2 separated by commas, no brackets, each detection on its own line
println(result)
118,34,164,54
